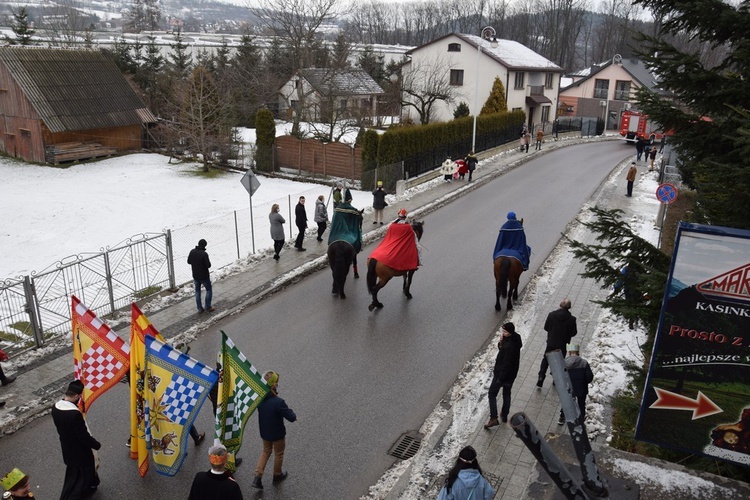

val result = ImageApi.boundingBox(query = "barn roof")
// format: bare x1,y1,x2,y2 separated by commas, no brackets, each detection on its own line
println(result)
298,68,384,96
0,47,156,133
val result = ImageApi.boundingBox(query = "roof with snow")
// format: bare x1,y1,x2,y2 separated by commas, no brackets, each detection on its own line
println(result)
561,55,664,94
0,47,156,133
407,33,563,72
298,68,385,97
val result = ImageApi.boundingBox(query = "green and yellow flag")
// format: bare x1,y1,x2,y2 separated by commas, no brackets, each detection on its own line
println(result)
215,331,270,470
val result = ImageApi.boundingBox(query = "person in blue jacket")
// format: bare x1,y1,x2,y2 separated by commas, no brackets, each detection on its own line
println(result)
437,445,496,500
493,211,531,270
251,371,297,490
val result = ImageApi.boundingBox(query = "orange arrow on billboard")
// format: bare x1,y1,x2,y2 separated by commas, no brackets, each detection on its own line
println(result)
650,387,723,419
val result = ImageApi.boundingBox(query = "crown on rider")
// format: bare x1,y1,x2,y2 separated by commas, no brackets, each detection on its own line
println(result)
398,208,408,218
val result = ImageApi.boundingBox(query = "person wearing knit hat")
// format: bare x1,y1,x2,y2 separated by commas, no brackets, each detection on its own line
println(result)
188,444,243,500
1,468,32,499
51,379,102,499
492,209,531,271
251,371,297,490
484,322,523,429
557,344,594,426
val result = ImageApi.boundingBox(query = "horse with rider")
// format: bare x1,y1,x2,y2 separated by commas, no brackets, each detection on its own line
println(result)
493,211,531,311
327,199,364,299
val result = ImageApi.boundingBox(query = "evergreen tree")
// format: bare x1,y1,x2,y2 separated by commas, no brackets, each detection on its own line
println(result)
331,33,351,70
566,206,671,334
215,39,231,73
480,77,507,115
633,0,750,230
6,7,36,46
168,28,192,78
358,45,385,83
255,108,276,172
454,102,470,119
111,37,136,74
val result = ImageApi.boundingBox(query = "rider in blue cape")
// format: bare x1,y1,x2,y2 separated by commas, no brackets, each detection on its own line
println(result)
493,211,531,270
328,201,363,253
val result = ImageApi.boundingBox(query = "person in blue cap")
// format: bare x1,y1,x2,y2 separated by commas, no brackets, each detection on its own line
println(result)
492,212,531,270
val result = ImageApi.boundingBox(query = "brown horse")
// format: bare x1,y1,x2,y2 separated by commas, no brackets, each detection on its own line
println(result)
494,256,524,311
367,221,424,311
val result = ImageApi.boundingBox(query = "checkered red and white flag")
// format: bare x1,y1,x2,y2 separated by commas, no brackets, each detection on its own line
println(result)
72,295,130,413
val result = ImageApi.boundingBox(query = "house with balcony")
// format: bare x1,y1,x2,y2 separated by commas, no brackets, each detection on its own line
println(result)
558,55,664,131
401,33,563,128
278,68,384,125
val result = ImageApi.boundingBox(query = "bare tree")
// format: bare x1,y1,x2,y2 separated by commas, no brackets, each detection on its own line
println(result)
400,57,459,124
41,0,94,48
252,0,345,135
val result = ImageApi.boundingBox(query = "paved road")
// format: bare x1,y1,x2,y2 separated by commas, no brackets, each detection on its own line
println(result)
0,142,629,499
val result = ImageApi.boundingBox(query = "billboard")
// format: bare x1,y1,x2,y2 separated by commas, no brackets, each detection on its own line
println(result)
636,222,750,466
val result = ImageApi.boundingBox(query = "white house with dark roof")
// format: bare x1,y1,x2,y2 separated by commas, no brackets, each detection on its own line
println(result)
558,54,666,130
401,33,563,127
278,68,385,124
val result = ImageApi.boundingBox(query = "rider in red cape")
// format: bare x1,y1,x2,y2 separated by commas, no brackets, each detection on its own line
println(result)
369,209,419,270
492,211,531,270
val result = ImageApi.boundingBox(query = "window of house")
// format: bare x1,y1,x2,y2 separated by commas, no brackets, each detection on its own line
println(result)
340,99,347,111
545,72,554,88
448,43,461,52
514,72,525,90
511,107,523,112
295,79,301,89
541,106,550,123
614,80,631,101
594,79,609,99
290,100,298,110
450,69,464,86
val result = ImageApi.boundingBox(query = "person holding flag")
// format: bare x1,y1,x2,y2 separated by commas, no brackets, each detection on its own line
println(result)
251,371,297,490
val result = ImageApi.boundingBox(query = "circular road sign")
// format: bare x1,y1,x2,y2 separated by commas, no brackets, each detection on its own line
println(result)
656,183,678,205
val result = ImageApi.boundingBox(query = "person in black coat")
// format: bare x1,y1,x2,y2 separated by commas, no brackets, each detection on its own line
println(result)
484,322,523,428
557,344,594,425
537,298,577,388
51,380,101,500
294,196,307,251
188,444,244,500
371,181,387,225
251,371,297,490
187,238,214,313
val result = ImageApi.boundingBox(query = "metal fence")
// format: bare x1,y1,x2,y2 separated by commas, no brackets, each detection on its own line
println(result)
552,117,602,137
0,184,340,355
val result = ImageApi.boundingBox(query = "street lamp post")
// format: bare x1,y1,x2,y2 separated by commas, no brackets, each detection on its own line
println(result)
472,26,498,153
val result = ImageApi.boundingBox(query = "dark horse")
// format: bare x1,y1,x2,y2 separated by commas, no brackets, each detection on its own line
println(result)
367,221,424,311
494,256,524,311
327,241,357,299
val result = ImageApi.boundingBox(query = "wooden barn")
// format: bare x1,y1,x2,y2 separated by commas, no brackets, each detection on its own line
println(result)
0,47,156,164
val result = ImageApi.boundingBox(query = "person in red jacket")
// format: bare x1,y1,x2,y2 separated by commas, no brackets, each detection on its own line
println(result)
484,322,523,428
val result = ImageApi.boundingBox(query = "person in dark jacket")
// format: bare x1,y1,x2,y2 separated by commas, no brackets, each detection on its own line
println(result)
294,196,307,251
251,371,297,490
537,298,577,388
484,322,523,428
269,204,286,260
371,181,387,225
51,380,101,500
187,239,214,313
188,443,244,500
557,344,594,425
465,151,478,182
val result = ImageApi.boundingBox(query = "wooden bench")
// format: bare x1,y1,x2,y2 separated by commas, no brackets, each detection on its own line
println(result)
45,141,117,164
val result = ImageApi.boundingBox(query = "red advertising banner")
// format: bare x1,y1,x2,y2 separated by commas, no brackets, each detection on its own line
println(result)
637,223,750,466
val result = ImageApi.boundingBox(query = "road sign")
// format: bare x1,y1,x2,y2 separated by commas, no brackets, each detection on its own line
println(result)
656,183,678,204
240,170,261,197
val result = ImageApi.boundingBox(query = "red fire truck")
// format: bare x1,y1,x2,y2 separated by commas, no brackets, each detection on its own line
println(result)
619,110,663,143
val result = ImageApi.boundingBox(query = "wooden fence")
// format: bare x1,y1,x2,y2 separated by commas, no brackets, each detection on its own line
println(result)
274,135,362,182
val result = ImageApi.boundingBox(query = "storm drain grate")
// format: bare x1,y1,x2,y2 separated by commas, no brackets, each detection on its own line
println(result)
388,431,423,460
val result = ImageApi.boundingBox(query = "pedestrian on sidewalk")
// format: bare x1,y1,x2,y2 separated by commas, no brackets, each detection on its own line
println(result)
372,181,387,225
294,196,307,251
1,468,33,499
0,350,16,408
252,371,297,491
484,322,523,428
649,147,658,171
52,380,101,500
537,298,577,388
333,183,343,208
188,443,243,500
557,343,594,425
188,239,214,313
635,135,645,161
465,151,478,182
535,128,544,150
440,158,455,182
437,445,496,500
269,204,286,261
523,129,531,152
626,162,638,197
314,195,328,242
